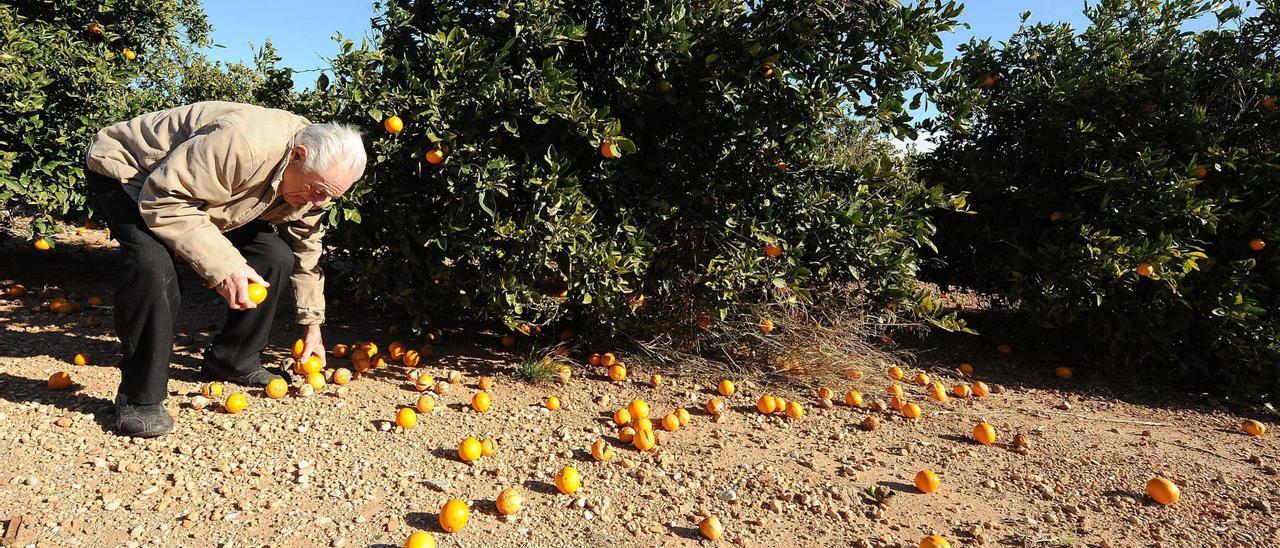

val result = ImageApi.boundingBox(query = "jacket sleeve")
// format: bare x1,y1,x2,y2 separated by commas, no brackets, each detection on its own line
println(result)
137,122,251,287
280,207,327,325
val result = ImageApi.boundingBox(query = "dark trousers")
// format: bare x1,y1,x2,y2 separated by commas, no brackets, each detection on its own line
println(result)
86,171,293,404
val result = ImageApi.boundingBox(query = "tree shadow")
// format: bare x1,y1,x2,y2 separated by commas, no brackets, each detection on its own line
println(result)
0,372,114,427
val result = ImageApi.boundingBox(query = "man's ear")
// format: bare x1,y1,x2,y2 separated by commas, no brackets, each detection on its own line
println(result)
291,145,307,163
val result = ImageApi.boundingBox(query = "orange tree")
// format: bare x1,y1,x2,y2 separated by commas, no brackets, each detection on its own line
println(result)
0,1,296,240
924,0,1280,394
313,0,968,335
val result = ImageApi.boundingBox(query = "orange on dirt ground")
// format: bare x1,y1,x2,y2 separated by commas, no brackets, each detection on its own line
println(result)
545,396,561,411
952,384,971,398
627,399,650,419
1242,419,1266,437
700,516,724,540
785,400,804,419
649,374,662,387
613,408,632,426
332,368,352,385
843,390,863,407
402,349,421,367
705,398,725,415
591,439,613,461
439,499,469,532
915,470,940,494
913,372,930,386
971,381,991,397
902,403,922,420
73,353,89,366
224,393,247,414
555,466,581,494
201,382,224,399
816,387,834,400
600,352,617,367
480,438,498,457
608,364,627,382
47,372,73,390
388,341,406,362
756,395,778,414
973,422,997,445
632,428,656,451
458,438,483,462
887,384,904,398
403,531,435,548
471,391,491,413
588,353,602,366
617,426,636,443
396,408,417,429
661,413,680,431
478,376,494,390
1055,366,1073,380
265,379,288,399
332,344,349,359
306,372,325,391
718,379,735,396
759,319,775,333
1146,477,1180,505
675,408,691,426
633,417,654,432
958,362,974,375
887,366,905,380
415,395,436,414
496,488,523,515
920,535,951,548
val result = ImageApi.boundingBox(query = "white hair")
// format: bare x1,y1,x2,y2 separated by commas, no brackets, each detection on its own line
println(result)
295,122,367,179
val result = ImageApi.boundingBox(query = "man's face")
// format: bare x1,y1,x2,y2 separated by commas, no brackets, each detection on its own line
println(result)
279,145,356,207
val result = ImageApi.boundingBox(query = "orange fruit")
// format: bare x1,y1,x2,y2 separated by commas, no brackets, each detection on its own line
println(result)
1264,96,1278,110
1136,262,1154,277
86,296,103,306
33,237,53,251
246,283,268,305
1191,165,1208,179
291,339,306,360
913,372,930,386
973,422,997,445
632,428,656,451
775,160,788,172
500,334,516,348
617,426,636,443
958,362,974,375
600,352,617,367
403,531,436,548
649,374,662,387
675,408,691,426
764,243,783,258
265,378,288,399
633,417,653,432
816,387,834,400
545,396,561,411
600,140,621,159
396,408,417,429
915,469,940,494
414,376,434,392
495,488,522,515
628,399,650,419
388,341,406,361
1249,238,1266,252
425,146,445,165
306,372,325,390
384,115,404,134
1054,366,1073,380
608,364,627,382
843,390,863,407
756,395,778,414
952,384,970,398
705,397,725,415
785,400,804,419
402,349,421,367
717,379,735,396
332,344,349,359
887,366,904,380
201,382,223,399
773,397,787,413
6,284,26,298
699,516,724,540
555,466,581,494
591,439,613,461
415,395,436,414
224,393,247,414
73,353,89,366
889,395,905,411
661,413,680,431
480,438,498,457
996,343,1012,355
927,382,947,401
478,376,494,390
1146,477,1180,505
920,535,951,548
439,499,469,532
471,391,491,413
121,48,136,61
971,381,990,397
588,353,601,366
1049,211,1063,223
1242,419,1266,437
332,368,352,385
458,438,482,462
301,355,323,375
902,403,922,420
759,318,775,333
614,408,632,426
47,371,72,390
887,384,904,398
87,22,103,35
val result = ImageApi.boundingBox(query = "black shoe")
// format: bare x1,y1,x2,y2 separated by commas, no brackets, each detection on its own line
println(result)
114,394,174,438
200,360,282,387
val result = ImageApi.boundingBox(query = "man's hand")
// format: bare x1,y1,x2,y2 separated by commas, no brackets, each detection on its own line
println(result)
300,324,326,367
214,266,269,310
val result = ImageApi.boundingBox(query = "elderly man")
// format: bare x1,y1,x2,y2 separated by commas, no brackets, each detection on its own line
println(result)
83,101,365,437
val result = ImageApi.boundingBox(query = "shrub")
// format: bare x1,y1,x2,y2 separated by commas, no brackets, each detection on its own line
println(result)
312,0,968,336
925,0,1280,395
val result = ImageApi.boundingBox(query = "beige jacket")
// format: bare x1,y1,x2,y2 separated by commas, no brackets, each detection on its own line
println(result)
85,101,326,325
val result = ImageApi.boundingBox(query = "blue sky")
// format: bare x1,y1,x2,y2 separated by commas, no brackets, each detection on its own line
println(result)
197,1,1100,91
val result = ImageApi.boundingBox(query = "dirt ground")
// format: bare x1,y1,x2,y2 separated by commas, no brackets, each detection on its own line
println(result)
0,225,1277,548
